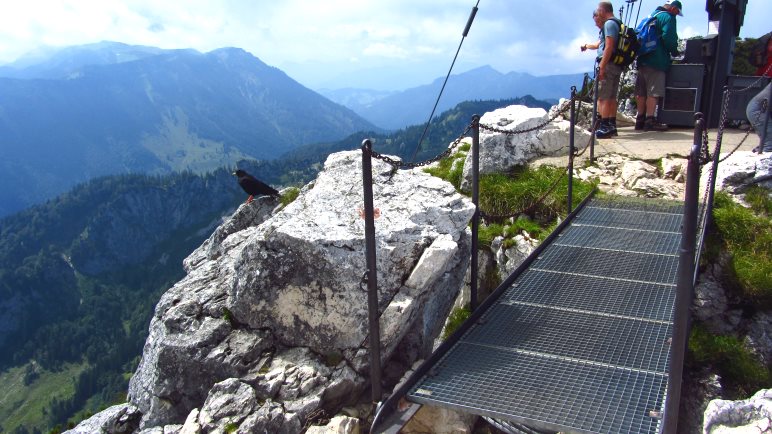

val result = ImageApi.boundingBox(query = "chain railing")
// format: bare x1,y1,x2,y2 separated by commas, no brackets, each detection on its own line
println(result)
363,86,586,421
698,67,771,250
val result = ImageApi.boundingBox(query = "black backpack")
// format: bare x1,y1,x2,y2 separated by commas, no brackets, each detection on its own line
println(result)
610,18,640,69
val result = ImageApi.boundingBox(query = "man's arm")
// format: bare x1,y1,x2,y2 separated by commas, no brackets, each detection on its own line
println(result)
599,35,615,79
660,16,679,56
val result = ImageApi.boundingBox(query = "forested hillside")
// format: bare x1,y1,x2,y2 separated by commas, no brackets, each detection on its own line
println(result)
0,97,549,433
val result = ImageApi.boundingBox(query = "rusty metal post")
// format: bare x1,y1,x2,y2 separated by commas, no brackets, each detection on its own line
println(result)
361,139,382,403
662,113,702,434
470,115,480,311
568,87,576,214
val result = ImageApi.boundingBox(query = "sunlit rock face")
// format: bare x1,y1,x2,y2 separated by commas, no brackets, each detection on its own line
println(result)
114,150,474,431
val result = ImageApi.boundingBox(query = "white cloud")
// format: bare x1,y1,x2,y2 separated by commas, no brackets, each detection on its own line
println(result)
1,0,770,87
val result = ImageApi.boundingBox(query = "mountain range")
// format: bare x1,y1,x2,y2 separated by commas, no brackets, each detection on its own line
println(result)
0,42,376,217
319,65,587,130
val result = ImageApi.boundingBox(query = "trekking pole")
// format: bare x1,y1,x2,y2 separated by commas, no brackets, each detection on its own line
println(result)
634,0,643,26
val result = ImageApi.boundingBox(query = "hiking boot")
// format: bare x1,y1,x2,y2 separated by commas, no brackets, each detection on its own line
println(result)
644,118,668,132
595,125,617,138
634,114,645,130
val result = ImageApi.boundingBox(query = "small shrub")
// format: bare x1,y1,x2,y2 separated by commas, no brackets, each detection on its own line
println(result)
712,191,772,300
222,307,234,325
280,187,300,207
442,306,471,340
423,147,468,190
688,324,771,398
477,223,504,249
224,422,239,433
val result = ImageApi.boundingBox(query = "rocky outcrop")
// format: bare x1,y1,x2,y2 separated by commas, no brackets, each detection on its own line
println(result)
64,403,142,434
461,104,591,189
703,389,772,433
68,150,475,433
706,151,772,194
575,153,686,199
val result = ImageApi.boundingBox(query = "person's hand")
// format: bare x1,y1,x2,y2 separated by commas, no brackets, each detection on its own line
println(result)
581,44,588,52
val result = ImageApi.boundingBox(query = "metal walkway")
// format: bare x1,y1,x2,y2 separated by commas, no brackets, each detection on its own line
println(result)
388,195,685,434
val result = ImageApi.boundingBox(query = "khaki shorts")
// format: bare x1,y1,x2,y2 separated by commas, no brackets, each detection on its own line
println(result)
635,65,666,98
598,63,623,100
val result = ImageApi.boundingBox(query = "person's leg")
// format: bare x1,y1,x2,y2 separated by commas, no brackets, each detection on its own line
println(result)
646,96,658,116
644,68,668,131
605,64,622,135
746,83,772,152
596,75,613,137
634,71,647,130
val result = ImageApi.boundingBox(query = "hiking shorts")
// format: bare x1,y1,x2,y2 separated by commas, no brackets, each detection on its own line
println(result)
636,65,666,98
598,63,623,100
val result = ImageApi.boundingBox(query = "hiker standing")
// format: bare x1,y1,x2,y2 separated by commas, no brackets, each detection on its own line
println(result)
634,0,682,132
588,1,623,139
746,32,772,152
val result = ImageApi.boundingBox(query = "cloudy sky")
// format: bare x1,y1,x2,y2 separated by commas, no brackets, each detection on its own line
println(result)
1,0,769,90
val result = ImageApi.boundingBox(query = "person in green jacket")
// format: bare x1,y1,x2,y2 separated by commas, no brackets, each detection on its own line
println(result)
634,0,681,131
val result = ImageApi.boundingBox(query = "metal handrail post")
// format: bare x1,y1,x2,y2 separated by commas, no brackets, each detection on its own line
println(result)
568,87,576,214
591,63,599,162
662,114,702,433
361,139,382,403
705,88,728,230
470,115,480,311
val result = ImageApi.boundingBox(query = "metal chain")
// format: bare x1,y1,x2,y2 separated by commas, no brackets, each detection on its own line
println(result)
699,65,771,228
706,65,771,165
369,122,475,169
479,100,572,136
700,128,712,164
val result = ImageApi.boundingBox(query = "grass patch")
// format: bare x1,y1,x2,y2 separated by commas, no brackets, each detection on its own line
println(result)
422,144,469,190
688,324,771,398
744,185,772,217
426,155,596,252
442,306,471,340
279,187,300,207
711,191,772,302
479,165,595,222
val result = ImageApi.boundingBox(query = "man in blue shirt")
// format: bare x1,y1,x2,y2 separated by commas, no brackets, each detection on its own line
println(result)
586,2,622,138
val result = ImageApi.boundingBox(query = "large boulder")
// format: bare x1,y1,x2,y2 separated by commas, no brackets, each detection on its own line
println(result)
706,151,772,194
461,104,591,189
64,403,142,434
703,389,772,433
123,150,475,430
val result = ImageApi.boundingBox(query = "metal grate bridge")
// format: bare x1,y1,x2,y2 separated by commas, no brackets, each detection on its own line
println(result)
377,195,687,434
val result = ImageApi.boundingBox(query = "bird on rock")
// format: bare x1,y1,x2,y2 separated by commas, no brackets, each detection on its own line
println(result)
232,169,280,203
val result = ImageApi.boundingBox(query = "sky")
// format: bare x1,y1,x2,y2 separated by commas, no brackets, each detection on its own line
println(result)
1,0,770,90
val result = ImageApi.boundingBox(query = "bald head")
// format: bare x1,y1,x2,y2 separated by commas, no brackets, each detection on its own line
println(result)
597,2,614,18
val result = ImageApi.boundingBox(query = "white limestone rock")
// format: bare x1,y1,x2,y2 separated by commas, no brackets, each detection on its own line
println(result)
620,160,658,188
707,152,772,194
306,415,361,434
662,157,687,182
461,104,591,189
126,150,475,429
64,403,142,434
703,389,772,433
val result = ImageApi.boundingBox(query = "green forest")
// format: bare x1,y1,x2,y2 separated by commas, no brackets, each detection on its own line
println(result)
0,97,549,433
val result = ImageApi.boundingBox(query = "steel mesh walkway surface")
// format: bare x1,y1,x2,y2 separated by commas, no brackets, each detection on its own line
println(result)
406,196,683,434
